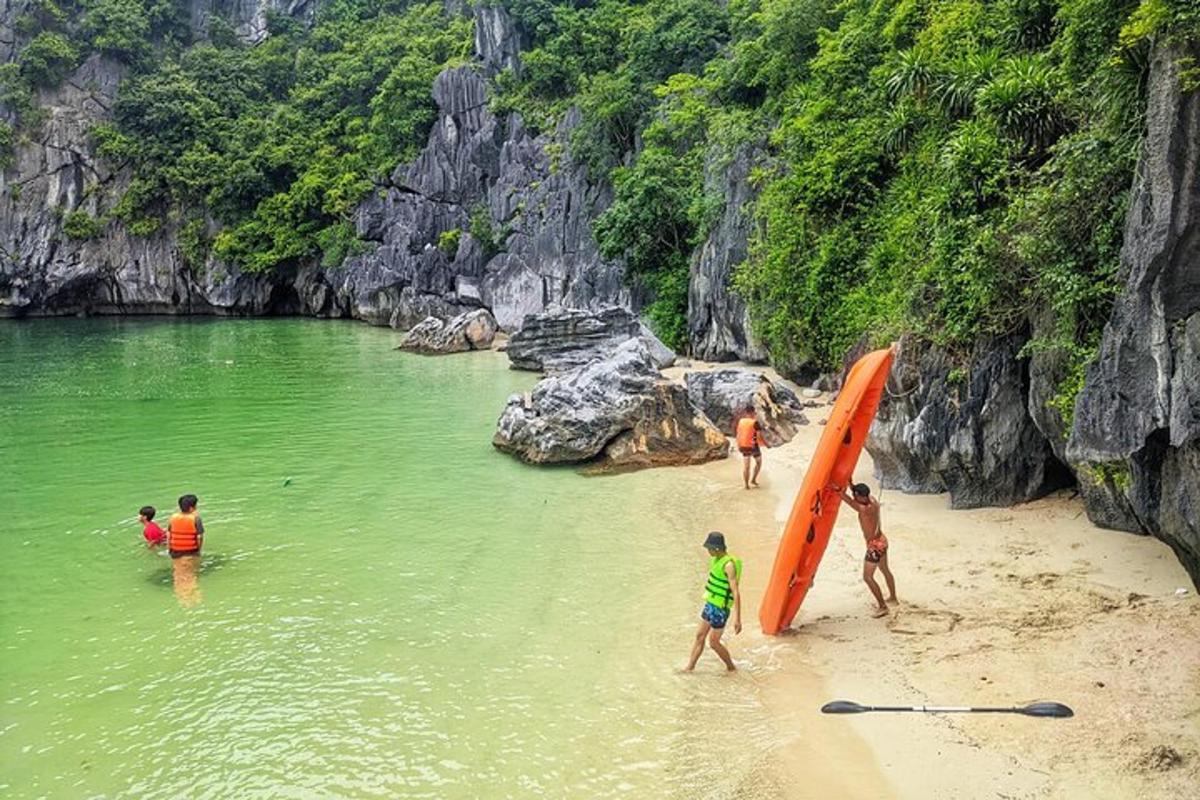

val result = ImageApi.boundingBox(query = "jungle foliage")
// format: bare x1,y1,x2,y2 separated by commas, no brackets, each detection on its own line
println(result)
497,0,1197,370
5,0,471,273
6,0,1198,370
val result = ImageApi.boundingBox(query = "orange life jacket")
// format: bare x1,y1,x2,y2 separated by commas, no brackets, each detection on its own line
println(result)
736,417,759,449
169,512,200,553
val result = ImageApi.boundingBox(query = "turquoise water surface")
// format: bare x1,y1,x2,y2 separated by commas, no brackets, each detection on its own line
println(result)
0,319,783,799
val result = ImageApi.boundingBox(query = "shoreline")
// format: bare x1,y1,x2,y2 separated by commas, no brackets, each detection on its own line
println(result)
663,364,1199,798
494,347,1198,797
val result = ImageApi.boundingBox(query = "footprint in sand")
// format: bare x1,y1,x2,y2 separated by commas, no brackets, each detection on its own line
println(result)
887,606,962,635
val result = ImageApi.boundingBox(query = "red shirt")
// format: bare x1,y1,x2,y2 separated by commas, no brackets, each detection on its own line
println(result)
143,521,166,545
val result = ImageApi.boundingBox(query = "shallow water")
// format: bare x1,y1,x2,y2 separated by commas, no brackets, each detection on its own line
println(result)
0,319,790,799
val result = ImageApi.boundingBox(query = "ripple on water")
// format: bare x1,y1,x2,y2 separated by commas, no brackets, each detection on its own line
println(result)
0,319,794,799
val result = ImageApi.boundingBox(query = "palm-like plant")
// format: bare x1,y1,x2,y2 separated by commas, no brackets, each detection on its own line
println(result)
935,49,1002,117
941,118,1007,205
976,55,1065,153
886,49,934,102
882,102,919,158
1002,0,1058,51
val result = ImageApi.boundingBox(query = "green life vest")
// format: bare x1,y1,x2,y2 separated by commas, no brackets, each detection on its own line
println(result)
704,554,743,610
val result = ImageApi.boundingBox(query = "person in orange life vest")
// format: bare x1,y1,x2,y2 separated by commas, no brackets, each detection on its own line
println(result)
834,480,897,618
735,406,766,489
139,505,166,547
167,494,204,607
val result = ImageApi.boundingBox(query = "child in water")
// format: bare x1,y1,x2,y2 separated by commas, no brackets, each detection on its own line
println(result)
139,505,166,547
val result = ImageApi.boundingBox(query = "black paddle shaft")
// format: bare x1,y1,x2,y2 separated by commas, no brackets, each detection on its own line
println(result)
821,700,1073,718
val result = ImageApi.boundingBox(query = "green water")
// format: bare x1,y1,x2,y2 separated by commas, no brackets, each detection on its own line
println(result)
0,319,784,799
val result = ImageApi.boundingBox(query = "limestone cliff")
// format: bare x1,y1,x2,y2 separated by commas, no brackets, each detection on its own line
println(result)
0,2,758,359
867,44,1200,586
1067,44,1200,584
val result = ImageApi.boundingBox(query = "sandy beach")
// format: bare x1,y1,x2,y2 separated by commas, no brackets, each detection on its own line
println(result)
660,365,1200,799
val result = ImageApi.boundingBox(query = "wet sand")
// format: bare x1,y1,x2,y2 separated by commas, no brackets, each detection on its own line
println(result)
661,365,1200,799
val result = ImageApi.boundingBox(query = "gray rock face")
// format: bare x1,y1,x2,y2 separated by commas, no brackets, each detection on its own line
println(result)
687,144,767,362
479,108,632,329
866,336,1071,508
398,308,498,353
325,67,628,331
1067,44,1200,585
493,339,728,468
684,369,807,446
2,5,629,330
2,1,23,64
505,306,674,372
474,4,522,76
189,0,318,44
0,56,280,318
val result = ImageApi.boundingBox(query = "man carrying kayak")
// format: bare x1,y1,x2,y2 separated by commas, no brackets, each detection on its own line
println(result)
834,480,897,617
685,531,742,672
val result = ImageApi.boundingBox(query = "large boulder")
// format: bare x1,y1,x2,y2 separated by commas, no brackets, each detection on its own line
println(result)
866,336,1072,508
397,308,498,354
506,306,675,372
493,339,727,469
684,369,808,446
1067,44,1200,586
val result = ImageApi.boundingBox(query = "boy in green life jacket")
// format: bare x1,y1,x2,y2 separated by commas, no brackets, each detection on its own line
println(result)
685,531,743,672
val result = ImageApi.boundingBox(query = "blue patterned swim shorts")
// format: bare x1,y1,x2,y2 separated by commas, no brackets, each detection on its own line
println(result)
701,602,729,629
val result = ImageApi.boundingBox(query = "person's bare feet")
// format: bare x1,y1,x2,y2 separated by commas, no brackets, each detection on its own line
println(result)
726,663,737,672
887,596,899,605
872,606,889,618
751,479,759,487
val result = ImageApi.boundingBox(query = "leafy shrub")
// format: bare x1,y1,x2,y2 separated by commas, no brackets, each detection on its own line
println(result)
81,0,153,62
0,121,14,169
19,31,79,86
95,2,470,272
62,209,105,240
437,228,462,258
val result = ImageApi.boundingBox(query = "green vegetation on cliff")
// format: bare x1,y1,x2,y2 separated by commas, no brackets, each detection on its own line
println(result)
5,1,471,273
5,0,1197,369
498,0,1197,368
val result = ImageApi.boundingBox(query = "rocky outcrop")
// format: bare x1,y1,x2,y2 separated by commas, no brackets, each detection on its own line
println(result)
188,0,319,44
684,369,807,446
687,143,767,362
398,308,498,353
0,55,285,317
1067,44,1200,585
505,306,674,372
493,339,728,469
866,336,1072,508
474,4,522,76
2,5,630,331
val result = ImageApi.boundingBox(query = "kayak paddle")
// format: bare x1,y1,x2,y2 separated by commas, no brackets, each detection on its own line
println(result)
821,700,1073,718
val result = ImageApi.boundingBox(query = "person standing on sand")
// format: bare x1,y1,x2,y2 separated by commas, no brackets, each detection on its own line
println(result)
834,481,897,617
735,407,766,489
685,531,742,672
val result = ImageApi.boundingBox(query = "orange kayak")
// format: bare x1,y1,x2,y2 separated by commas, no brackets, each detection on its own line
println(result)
759,346,895,634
